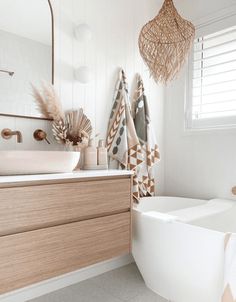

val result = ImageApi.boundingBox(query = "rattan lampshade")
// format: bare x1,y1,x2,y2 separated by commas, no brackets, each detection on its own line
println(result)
139,0,195,84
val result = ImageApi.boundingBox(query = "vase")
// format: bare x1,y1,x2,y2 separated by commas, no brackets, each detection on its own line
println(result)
66,145,83,170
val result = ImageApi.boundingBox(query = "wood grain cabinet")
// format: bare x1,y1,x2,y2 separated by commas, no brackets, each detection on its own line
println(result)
0,175,132,294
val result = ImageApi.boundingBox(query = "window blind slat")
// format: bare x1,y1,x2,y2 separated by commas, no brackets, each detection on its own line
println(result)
193,98,236,107
193,108,236,115
194,59,236,71
193,78,236,89
193,110,236,119
193,89,236,98
193,68,236,80
194,39,236,53
194,49,236,62
194,28,236,45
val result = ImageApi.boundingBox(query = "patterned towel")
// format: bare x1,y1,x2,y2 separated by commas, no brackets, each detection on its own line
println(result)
222,233,236,302
106,69,143,201
132,74,160,197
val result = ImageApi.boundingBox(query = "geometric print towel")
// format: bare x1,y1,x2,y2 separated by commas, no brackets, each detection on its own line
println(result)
132,74,160,197
106,69,143,202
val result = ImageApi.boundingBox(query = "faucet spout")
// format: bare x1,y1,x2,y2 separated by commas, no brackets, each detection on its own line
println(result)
12,130,23,143
1,128,23,143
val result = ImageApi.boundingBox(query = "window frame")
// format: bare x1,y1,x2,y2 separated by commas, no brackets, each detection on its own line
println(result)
185,13,236,131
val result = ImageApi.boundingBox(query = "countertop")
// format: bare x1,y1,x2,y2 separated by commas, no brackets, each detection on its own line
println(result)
0,169,133,187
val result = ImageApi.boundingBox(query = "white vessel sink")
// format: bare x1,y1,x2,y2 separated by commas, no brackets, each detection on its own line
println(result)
0,151,80,175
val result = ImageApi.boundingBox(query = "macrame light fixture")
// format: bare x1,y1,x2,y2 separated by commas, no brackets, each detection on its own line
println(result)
139,0,195,84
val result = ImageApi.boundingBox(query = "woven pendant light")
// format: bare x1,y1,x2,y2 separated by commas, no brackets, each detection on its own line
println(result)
139,0,195,84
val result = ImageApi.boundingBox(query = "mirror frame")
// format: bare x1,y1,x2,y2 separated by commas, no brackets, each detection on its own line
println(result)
0,0,54,121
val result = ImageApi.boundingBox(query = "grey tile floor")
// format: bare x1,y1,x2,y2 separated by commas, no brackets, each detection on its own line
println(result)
28,264,167,302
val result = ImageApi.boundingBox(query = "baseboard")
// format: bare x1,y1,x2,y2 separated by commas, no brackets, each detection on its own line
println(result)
0,254,134,302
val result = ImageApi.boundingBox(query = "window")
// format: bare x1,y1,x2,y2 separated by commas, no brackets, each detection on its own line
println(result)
187,25,236,129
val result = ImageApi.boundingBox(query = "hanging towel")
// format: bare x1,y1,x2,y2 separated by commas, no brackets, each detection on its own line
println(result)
132,74,160,196
106,69,143,201
222,233,236,302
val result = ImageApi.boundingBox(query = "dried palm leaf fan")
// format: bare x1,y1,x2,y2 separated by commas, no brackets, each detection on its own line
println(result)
52,109,92,147
139,0,195,83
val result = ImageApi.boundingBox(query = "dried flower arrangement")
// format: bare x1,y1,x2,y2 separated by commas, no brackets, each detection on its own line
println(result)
32,84,92,149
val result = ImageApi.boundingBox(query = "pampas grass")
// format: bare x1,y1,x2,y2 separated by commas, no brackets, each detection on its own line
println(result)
31,84,64,121
31,85,49,119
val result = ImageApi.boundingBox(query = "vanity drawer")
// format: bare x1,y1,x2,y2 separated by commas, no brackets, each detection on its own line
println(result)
0,177,131,236
0,212,130,294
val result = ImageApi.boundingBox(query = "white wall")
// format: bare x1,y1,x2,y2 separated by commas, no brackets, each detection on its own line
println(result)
0,0,165,193
164,1,236,200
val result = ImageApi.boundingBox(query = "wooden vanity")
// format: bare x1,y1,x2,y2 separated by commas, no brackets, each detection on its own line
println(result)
0,170,132,294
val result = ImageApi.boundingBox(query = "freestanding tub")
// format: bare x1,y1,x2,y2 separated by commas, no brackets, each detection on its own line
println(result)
132,196,235,302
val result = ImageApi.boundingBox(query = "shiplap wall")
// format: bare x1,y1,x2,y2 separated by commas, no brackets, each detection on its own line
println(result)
0,0,165,193
54,0,164,138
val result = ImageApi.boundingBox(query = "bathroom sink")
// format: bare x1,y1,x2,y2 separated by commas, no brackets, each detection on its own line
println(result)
0,151,80,175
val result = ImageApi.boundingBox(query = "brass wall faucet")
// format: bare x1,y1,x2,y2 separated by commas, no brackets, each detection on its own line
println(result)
33,129,50,144
1,128,23,143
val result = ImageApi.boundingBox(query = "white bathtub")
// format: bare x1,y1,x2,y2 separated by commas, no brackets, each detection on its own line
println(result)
132,196,236,302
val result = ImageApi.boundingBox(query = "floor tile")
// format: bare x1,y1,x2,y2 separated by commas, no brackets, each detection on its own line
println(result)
128,287,168,302
28,279,123,302
90,263,148,301
27,264,168,302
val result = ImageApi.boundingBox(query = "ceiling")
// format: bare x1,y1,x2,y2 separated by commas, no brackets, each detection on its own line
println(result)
0,0,52,45
150,0,236,22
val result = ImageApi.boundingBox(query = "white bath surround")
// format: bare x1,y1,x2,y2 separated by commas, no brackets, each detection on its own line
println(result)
132,196,236,302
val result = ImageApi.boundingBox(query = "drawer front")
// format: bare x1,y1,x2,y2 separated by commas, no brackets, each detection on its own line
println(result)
0,212,130,294
0,177,131,236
